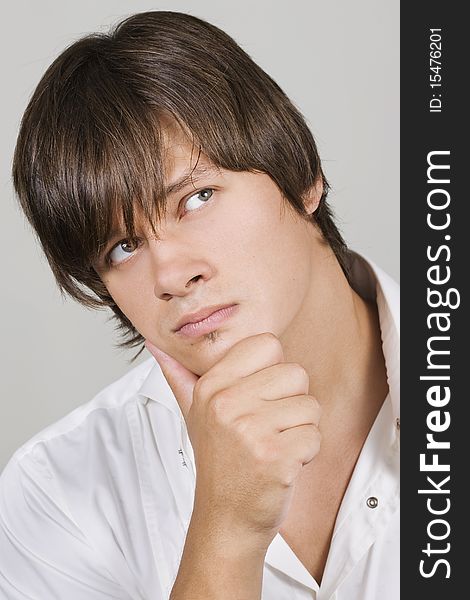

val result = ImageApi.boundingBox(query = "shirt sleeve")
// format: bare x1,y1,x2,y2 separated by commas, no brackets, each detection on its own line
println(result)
0,455,131,600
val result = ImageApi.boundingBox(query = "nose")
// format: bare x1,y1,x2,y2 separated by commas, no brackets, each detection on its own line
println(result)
150,239,214,301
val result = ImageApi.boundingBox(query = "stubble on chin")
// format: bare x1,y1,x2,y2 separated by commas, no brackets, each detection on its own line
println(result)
204,331,219,343
188,328,243,375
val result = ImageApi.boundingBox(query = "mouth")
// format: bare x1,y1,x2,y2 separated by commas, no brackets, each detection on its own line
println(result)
174,304,239,338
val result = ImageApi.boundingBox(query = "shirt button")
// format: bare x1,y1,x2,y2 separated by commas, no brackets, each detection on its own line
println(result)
366,496,379,509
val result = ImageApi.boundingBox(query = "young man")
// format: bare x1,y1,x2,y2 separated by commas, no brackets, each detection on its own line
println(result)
0,11,399,600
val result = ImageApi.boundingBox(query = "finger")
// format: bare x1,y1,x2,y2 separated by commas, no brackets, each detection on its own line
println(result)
231,363,310,401
260,395,321,431
145,340,199,419
279,424,322,467
238,395,321,435
204,332,284,393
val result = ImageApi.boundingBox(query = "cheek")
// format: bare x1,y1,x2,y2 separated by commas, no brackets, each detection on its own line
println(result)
208,196,279,258
212,197,313,308
222,204,312,283
103,272,153,328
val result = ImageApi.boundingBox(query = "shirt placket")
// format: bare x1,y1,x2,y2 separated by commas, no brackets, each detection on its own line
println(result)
318,411,399,600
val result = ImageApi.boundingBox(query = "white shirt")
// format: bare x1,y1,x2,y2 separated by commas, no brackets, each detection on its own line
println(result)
0,251,400,600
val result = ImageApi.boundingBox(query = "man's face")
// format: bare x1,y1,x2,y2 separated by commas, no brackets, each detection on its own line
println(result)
97,131,324,376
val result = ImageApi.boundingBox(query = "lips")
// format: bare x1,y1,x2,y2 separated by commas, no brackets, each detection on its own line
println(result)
174,304,239,336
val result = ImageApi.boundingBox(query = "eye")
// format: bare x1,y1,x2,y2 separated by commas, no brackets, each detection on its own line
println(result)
183,188,214,213
107,239,140,266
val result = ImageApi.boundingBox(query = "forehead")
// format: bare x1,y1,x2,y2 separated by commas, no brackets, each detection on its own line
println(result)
161,116,202,178
161,117,224,195
106,120,220,239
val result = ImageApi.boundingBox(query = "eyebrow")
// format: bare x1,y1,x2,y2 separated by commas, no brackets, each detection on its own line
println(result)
99,164,221,254
164,164,220,196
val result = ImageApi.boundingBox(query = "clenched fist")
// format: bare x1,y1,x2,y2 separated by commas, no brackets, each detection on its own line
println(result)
146,332,321,550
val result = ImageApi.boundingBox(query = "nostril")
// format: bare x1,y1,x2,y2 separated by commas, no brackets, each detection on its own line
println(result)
185,275,202,288
157,273,205,300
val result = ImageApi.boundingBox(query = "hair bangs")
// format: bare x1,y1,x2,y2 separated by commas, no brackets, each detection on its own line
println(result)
17,37,171,281
13,11,351,354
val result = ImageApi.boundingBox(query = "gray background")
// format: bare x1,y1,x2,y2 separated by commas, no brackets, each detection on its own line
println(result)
0,0,399,469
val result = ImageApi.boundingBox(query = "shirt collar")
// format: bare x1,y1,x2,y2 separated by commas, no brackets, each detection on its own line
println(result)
265,533,319,592
345,251,400,423
137,359,184,419
137,251,400,423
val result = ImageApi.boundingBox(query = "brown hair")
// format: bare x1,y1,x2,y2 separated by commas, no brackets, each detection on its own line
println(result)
13,11,351,355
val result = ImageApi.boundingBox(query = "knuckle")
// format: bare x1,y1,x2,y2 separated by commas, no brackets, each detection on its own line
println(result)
282,363,309,394
296,426,321,465
252,439,278,464
208,388,234,422
260,332,283,359
309,427,322,453
289,363,309,387
232,415,253,438
308,395,322,413
193,375,212,400
278,462,300,487
261,331,278,343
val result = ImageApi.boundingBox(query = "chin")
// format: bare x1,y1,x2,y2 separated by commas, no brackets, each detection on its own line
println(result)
178,327,249,375
181,320,277,376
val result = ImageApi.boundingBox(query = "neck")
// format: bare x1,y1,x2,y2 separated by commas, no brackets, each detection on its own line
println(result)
280,246,389,439
277,245,389,584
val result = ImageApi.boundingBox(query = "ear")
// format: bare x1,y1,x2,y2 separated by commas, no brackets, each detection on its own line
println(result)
303,177,324,215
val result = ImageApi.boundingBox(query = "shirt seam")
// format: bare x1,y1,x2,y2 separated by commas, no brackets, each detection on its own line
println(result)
11,391,147,466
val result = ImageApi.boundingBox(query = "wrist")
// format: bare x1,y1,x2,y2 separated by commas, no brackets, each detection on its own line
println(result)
171,520,266,600
190,496,275,556
186,512,270,561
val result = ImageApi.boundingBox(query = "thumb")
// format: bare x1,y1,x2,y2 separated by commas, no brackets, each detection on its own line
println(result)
145,340,198,419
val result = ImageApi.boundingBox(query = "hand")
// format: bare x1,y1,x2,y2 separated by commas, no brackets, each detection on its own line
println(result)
145,333,321,549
